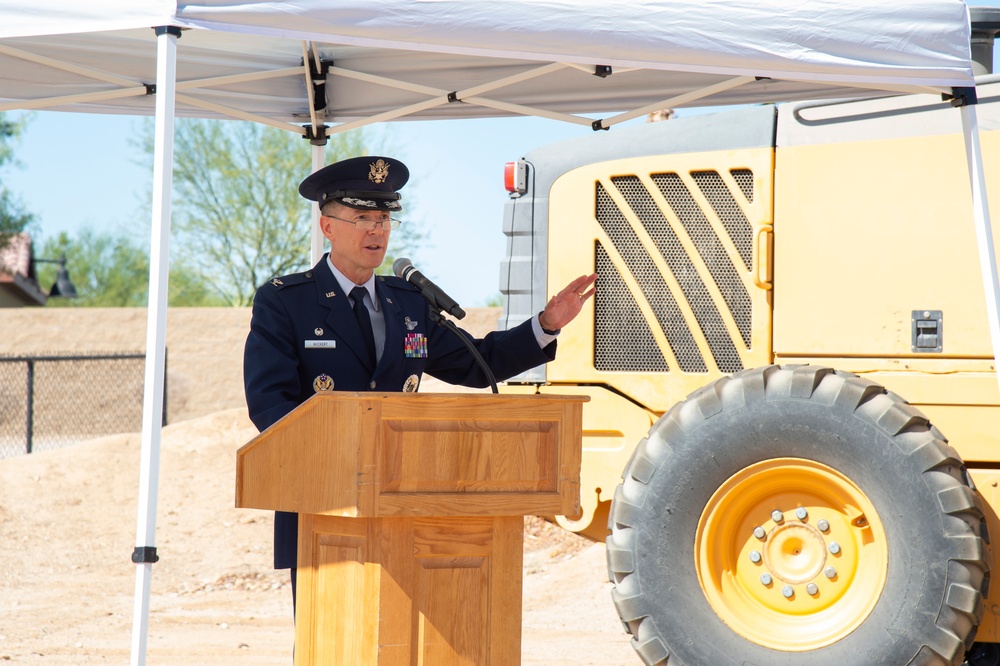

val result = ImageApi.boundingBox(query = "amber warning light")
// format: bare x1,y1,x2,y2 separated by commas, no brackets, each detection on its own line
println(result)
504,160,528,196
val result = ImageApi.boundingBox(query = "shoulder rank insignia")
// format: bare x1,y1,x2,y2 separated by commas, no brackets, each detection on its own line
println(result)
270,278,284,287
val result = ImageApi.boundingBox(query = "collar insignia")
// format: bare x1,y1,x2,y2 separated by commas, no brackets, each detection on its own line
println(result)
369,159,390,184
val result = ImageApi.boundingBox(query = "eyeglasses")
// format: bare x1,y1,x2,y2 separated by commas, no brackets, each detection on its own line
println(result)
324,214,401,231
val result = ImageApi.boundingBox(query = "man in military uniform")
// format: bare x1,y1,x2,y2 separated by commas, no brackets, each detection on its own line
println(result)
243,155,597,596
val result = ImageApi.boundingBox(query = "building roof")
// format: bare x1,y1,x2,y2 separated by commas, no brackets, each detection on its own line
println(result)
0,233,46,307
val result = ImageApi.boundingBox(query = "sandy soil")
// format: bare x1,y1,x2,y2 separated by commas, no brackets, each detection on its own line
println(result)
0,307,638,664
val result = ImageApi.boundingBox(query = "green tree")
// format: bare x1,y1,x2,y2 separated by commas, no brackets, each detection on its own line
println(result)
0,112,35,254
483,292,503,308
156,120,423,306
36,227,223,307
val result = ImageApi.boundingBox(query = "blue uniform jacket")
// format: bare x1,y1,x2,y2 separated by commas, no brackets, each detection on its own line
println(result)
243,255,556,569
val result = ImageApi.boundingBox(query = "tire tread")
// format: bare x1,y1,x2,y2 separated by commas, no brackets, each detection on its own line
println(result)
607,364,990,666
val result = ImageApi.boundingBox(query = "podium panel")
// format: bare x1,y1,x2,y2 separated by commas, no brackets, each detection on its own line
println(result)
294,514,523,666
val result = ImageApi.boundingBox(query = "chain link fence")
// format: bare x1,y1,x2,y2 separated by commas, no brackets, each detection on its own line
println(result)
0,353,166,459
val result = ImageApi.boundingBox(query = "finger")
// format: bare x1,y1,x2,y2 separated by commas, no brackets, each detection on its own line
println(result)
563,276,597,304
564,273,597,293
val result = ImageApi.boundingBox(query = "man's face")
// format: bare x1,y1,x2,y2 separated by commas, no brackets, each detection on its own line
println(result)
319,203,391,283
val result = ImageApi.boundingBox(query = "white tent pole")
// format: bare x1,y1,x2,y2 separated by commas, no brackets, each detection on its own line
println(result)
960,100,1000,392
129,25,180,666
311,144,325,264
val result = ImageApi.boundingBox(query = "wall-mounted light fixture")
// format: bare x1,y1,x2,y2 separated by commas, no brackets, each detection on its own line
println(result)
35,253,77,298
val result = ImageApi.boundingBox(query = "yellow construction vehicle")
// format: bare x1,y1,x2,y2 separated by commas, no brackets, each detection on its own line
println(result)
497,14,1000,666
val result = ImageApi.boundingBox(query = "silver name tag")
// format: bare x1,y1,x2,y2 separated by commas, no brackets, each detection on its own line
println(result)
305,340,336,349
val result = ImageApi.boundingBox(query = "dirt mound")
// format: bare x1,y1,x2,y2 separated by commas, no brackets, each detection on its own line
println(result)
0,308,636,664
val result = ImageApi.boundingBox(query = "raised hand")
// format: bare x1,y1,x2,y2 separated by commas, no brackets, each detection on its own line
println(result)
539,273,598,332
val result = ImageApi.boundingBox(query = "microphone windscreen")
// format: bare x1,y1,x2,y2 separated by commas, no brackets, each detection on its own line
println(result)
392,257,413,279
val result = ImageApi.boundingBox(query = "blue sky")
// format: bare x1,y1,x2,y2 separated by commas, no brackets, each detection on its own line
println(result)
3,110,607,307
5,1,999,307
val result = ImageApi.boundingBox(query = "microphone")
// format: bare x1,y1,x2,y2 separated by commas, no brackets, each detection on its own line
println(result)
393,257,466,319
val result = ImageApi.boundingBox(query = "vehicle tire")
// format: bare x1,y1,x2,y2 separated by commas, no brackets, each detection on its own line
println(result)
607,365,989,666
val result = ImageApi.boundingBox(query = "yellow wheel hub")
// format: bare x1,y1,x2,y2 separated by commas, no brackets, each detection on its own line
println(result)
695,458,887,651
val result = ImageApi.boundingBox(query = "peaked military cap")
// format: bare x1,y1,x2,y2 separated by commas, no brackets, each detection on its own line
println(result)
299,155,408,212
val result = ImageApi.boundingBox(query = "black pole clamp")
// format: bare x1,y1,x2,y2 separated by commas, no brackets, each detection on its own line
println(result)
153,26,183,39
301,57,332,113
303,124,329,146
943,87,978,107
131,546,160,564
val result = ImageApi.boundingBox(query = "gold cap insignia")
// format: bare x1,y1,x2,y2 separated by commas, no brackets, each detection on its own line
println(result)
403,374,420,393
369,159,390,184
313,374,334,392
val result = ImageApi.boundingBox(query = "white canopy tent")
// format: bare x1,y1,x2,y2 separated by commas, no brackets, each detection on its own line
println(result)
0,1,993,663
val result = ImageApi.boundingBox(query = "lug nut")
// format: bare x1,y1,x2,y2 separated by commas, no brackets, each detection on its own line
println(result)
749,550,762,563
753,526,767,540
817,519,830,532
825,566,837,579
760,573,772,586
829,542,841,555
795,507,808,520
771,510,785,523
806,583,818,595
782,585,794,598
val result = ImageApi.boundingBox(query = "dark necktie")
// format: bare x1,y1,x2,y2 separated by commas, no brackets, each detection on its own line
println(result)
350,286,377,368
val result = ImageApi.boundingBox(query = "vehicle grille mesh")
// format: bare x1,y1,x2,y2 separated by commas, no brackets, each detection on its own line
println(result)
730,168,754,203
655,172,752,348
596,182,707,373
592,169,754,375
690,170,753,271
594,243,671,372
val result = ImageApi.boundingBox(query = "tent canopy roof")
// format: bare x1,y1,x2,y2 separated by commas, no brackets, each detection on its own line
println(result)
0,0,977,134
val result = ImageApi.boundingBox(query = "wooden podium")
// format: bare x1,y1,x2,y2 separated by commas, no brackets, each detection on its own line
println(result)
235,392,586,665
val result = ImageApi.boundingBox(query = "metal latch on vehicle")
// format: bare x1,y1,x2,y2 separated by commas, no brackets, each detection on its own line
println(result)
911,310,943,353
